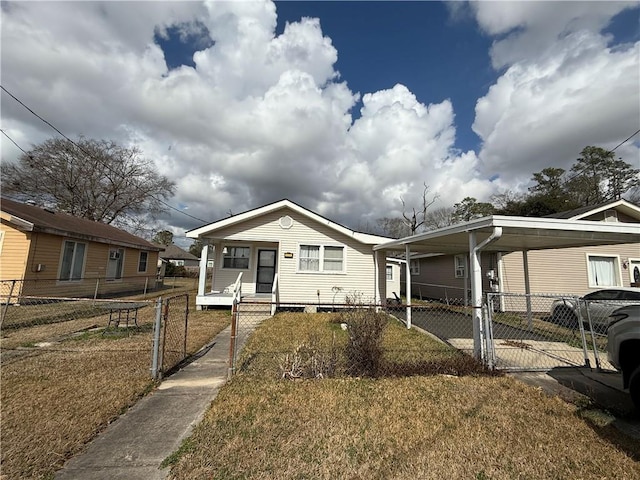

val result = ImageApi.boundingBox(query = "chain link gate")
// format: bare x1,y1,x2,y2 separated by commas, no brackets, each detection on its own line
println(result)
151,293,190,379
484,292,616,371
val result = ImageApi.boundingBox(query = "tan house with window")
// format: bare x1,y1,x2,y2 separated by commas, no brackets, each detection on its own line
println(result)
499,200,640,295
186,199,394,309
0,197,163,298
403,200,640,301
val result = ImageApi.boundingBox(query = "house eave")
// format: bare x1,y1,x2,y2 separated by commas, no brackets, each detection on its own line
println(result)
32,226,163,251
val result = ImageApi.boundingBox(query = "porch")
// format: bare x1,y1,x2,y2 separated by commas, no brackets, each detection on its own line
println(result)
196,291,272,308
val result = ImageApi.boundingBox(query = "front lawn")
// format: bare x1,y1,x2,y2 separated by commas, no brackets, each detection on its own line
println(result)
0,294,229,479
167,312,640,479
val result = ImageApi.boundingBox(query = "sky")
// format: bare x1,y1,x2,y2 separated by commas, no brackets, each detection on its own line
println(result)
1,0,639,246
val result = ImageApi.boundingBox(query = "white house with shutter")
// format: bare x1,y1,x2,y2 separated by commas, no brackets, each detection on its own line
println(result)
186,199,395,309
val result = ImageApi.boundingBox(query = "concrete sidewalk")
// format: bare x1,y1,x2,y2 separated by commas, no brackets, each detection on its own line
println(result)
55,325,233,480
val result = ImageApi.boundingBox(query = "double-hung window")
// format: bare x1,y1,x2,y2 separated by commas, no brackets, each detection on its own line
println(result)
138,251,148,273
410,259,420,276
60,240,86,281
107,248,125,280
587,255,620,287
454,255,466,278
299,245,344,273
386,265,393,280
223,246,250,269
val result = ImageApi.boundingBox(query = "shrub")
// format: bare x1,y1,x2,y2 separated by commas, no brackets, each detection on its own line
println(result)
279,333,339,379
340,307,388,377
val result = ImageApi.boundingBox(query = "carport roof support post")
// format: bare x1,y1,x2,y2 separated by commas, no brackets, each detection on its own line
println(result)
470,227,502,361
405,244,412,329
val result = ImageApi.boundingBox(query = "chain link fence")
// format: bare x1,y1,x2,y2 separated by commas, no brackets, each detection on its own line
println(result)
222,291,631,379
228,301,492,380
0,276,198,306
152,293,190,378
486,292,631,371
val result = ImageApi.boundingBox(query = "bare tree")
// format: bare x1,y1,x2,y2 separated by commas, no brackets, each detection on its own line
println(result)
401,183,439,234
1,137,175,229
375,217,412,239
424,206,455,229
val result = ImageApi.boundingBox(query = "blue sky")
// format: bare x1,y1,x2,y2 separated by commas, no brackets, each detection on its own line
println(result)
275,1,496,153
2,1,639,240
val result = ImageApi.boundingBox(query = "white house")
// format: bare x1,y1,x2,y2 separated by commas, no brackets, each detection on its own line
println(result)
186,199,395,310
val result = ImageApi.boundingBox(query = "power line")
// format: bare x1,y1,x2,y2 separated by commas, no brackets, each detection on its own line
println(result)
610,128,640,153
0,85,209,224
0,129,31,156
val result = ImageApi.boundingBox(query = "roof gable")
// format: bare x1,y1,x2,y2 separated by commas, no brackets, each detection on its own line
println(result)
1,197,161,251
158,244,199,260
186,199,392,245
545,199,640,221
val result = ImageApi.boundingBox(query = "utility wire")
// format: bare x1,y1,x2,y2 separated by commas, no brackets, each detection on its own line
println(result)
610,128,640,153
0,129,31,156
1,85,209,224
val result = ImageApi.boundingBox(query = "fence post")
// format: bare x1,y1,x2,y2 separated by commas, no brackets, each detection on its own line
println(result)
183,294,189,359
144,277,149,296
94,278,100,301
151,297,163,380
228,299,238,379
0,280,17,328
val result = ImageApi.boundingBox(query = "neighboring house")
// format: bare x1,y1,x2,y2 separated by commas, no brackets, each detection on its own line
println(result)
500,200,640,295
186,199,394,309
385,258,403,300
403,199,640,301
158,244,200,268
0,197,163,298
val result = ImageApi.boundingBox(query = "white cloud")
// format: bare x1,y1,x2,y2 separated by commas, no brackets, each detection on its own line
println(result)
1,0,487,234
472,2,640,187
3,1,636,240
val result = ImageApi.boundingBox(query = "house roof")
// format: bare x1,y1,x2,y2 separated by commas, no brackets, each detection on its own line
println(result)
544,199,640,221
157,244,199,261
186,199,393,245
374,215,640,255
1,197,162,251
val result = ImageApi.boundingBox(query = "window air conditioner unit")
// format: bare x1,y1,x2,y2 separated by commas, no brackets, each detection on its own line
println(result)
109,251,120,260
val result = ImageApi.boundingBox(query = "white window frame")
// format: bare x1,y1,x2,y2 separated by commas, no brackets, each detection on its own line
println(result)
627,257,640,285
0,231,4,254
454,254,466,279
170,259,185,267
410,259,420,276
386,265,393,281
586,253,622,288
222,245,251,270
138,251,149,273
58,240,87,282
106,247,125,281
297,244,346,274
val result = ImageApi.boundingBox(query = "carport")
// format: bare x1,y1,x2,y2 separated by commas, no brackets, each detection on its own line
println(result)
374,215,640,361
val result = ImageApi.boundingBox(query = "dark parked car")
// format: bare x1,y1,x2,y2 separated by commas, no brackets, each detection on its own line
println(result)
551,287,640,332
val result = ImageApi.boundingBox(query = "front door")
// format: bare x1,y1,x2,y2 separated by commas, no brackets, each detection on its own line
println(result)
256,250,276,293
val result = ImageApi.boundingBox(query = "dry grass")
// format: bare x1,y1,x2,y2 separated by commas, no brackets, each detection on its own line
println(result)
0,292,229,480
167,312,640,480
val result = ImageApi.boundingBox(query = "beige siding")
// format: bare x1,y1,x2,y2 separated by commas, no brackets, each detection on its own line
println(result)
204,208,379,304
1,230,157,297
0,223,30,281
501,243,640,296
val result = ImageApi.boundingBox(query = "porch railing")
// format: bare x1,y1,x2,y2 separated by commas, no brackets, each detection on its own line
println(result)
271,273,279,315
232,272,243,303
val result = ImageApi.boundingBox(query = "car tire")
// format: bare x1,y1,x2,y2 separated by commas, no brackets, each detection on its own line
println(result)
554,306,578,329
629,364,640,411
